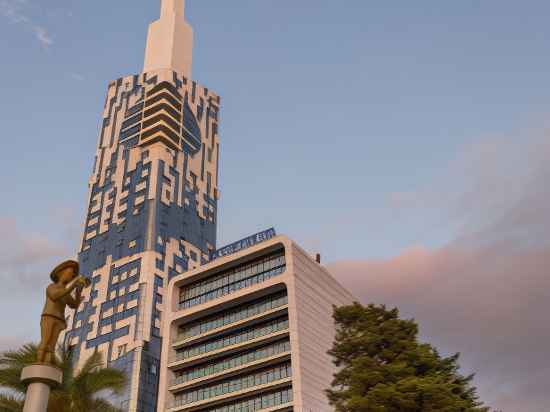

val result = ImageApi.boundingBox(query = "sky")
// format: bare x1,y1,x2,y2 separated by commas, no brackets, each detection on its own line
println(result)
1,1,550,410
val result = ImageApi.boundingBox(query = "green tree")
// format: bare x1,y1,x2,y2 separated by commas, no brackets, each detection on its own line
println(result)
327,303,489,412
0,343,126,412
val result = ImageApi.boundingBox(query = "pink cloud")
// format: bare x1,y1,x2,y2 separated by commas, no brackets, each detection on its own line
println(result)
0,214,78,346
0,216,72,290
328,241,550,411
327,129,550,411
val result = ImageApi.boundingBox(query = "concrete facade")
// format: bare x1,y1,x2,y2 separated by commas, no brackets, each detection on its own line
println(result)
61,1,220,410
158,235,355,412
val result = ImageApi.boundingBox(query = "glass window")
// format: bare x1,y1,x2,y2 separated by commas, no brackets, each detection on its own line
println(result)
174,316,289,361
177,292,288,340
179,252,286,309
173,365,292,407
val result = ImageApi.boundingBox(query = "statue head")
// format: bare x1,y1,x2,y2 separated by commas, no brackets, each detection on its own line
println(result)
50,260,79,284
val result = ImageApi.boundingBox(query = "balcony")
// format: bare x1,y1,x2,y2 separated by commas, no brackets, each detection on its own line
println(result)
168,329,290,370
169,350,291,392
168,379,293,412
172,305,288,350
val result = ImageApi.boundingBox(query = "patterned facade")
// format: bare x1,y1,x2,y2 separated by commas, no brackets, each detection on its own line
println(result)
59,1,221,409
62,16,221,408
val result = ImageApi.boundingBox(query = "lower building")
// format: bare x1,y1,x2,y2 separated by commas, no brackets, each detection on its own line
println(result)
157,234,355,412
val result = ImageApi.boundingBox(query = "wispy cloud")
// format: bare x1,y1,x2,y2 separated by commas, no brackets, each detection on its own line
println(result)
387,129,549,233
0,212,79,346
33,25,53,47
0,215,76,293
0,0,53,47
69,72,85,82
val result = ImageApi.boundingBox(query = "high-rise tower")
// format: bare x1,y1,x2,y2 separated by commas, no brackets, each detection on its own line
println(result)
63,1,221,410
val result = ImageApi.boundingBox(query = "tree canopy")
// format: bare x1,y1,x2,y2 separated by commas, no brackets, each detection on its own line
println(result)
327,303,489,412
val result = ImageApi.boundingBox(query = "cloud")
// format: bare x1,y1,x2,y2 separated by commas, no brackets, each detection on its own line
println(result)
0,336,30,352
33,25,53,47
0,213,78,347
387,129,550,235
328,130,550,411
69,72,85,82
0,216,72,292
0,0,53,47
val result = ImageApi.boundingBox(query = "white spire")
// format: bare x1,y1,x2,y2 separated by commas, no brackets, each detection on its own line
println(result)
161,0,184,18
144,0,193,78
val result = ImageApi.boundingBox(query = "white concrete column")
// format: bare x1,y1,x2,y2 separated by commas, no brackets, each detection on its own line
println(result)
161,0,185,18
23,383,50,412
144,0,193,78
21,364,63,412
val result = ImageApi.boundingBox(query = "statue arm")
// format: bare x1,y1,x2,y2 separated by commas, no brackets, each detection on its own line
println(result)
66,295,81,309
67,287,84,309
47,276,83,301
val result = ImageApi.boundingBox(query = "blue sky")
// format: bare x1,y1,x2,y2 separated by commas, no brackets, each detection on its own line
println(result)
2,1,550,410
1,0,549,260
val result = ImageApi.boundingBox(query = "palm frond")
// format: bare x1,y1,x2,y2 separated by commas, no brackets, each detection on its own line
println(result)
0,393,24,412
0,344,38,394
71,350,105,402
0,344,37,367
75,351,104,379
89,397,123,412
0,343,128,412
47,391,71,412
82,367,127,397
0,370,25,395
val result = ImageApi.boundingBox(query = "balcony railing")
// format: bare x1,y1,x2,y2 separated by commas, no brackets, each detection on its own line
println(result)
177,292,288,341
172,363,292,408
170,317,289,364
178,254,286,310
171,340,291,386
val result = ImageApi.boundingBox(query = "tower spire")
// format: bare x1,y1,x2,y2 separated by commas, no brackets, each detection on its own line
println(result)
144,0,193,78
161,0,184,18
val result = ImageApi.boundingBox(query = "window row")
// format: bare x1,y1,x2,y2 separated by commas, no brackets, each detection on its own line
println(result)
99,306,138,327
174,317,289,362
179,266,286,310
178,292,288,340
180,254,285,303
173,339,291,385
174,363,292,406
195,387,293,412
120,124,141,141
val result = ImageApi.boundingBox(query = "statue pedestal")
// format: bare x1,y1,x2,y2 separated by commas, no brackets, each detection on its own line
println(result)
21,364,63,412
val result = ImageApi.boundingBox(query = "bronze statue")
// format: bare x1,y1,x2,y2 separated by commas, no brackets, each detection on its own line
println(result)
37,260,90,365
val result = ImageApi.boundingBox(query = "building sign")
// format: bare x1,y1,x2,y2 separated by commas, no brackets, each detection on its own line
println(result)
210,228,277,260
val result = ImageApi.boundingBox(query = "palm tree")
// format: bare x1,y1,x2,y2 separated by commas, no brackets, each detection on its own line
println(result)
0,343,126,412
